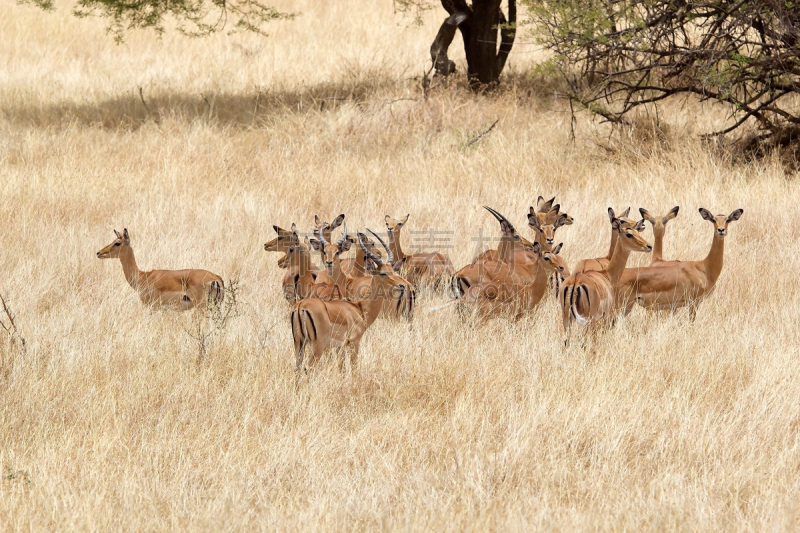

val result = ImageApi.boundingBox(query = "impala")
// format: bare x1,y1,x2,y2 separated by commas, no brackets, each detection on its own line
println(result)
639,206,679,265
277,237,321,303
452,207,539,298
263,224,299,269
384,214,455,288
313,214,345,243
615,208,743,319
573,207,636,273
459,242,570,321
559,217,652,334
96,229,224,310
311,227,415,319
290,232,411,371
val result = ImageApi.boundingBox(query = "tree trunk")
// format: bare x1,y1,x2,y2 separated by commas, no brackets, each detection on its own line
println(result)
466,0,502,88
437,0,514,90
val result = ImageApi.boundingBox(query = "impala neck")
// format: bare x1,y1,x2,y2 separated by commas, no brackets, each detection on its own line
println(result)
703,233,725,286
292,248,315,275
119,246,142,290
652,224,665,262
360,276,389,327
387,229,406,261
327,260,348,286
606,239,634,286
606,226,619,261
354,248,367,273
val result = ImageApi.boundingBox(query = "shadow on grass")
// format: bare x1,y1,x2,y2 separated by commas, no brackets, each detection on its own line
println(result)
0,71,569,131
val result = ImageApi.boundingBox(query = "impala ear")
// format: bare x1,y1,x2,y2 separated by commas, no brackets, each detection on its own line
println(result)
529,206,536,216
611,218,621,232
727,208,743,223
339,238,353,252
309,238,323,252
536,196,544,208
114,229,121,238
539,196,555,212
314,215,321,226
401,214,410,226
639,208,655,223
621,207,631,218
532,241,542,256
122,228,130,242
527,212,542,231
330,214,345,229
554,214,568,229
392,259,405,272
634,219,646,232
664,206,680,222
553,242,563,254
291,223,297,232
607,207,616,223
699,208,715,222
551,204,561,215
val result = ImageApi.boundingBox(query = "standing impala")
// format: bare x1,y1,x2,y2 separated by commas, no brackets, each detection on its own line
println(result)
96,229,224,310
573,207,636,273
559,217,652,335
639,206,679,265
616,208,743,319
384,214,455,288
290,233,410,372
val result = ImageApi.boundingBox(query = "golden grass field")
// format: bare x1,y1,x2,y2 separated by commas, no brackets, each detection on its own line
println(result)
2,0,800,530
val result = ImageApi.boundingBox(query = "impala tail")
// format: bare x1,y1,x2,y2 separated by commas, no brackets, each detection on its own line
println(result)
209,279,225,305
561,280,590,330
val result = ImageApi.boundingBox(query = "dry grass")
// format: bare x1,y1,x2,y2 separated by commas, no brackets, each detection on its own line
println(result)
2,0,800,530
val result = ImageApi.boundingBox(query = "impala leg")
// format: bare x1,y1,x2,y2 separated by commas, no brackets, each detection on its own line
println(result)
349,341,360,370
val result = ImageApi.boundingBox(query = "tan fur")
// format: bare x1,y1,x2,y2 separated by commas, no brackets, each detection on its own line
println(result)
96,229,224,311
573,207,637,274
615,208,743,319
385,214,455,288
559,218,652,333
639,206,680,265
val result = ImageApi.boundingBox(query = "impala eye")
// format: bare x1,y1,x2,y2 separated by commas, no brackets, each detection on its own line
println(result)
114,242,121,246
544,256,551,261
626,234,633,238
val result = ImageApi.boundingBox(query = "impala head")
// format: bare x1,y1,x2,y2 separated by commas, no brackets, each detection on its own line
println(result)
384,214,410,235
313,214,345,242
537,242,570,276
615,218,653,252
264,223,298,252
528,210,568,248
310,222,352,273
96,228,130,259
699,208,743,237
640,206,679,230
362,229,411,293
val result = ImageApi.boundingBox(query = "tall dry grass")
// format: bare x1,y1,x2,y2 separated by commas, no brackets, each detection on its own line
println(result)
1,0,800,530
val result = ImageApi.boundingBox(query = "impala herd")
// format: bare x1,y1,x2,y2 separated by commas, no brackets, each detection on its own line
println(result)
96,198,744,370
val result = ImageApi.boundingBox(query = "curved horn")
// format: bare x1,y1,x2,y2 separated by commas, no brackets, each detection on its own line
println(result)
358,233,382,266
367,228,393,266
336,222,348,247
483,205,504,223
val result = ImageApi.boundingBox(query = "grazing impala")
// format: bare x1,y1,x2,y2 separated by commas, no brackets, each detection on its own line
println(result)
616,208,743,320
639,206,680,265
96,229,224,310
459,242,570,321
573,207,637,273
290,232,411,372
559,217,652,335
384,214,455,287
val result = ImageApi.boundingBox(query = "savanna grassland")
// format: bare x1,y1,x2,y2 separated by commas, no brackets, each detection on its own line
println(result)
2,0,800,530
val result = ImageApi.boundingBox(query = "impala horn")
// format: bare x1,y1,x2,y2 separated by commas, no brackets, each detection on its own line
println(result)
367,228,394,266
358,233,383,267
336,223,348,248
